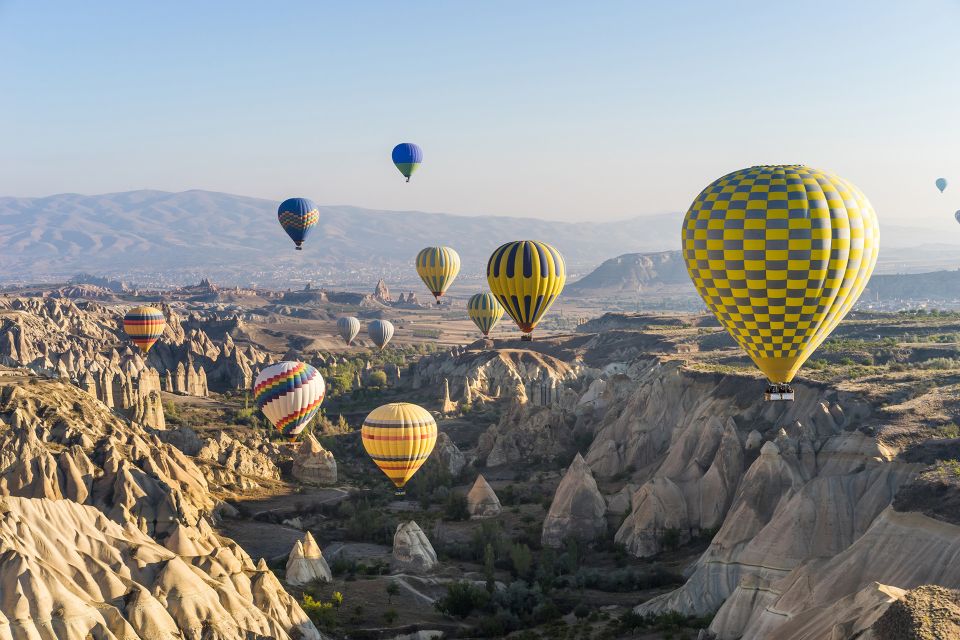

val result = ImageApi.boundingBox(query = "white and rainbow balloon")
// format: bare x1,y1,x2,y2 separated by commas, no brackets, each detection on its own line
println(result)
253,361,325,440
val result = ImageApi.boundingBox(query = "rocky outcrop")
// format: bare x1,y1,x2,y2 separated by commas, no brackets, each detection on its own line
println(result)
392,520,438,573
286,531,332,586
466,474,501,519
432,431,466,478
292,434,338,485
871,585,960,639
0,376,214,535
0,496,324,640
542,453,607,548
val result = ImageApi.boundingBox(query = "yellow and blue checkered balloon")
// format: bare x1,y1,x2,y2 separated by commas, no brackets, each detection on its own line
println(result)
682,165,879,384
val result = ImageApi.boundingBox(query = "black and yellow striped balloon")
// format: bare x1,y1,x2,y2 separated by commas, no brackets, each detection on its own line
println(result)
486,240,565,336
361,402,437,494
415,246,460,303
682,165,879,384
467,292,505,336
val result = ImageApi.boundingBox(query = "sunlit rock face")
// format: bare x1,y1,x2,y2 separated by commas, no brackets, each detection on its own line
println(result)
0,369,327,639
286,532,332,586
291,433,337,485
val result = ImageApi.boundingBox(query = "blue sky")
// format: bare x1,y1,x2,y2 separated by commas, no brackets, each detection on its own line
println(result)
1,1,959,226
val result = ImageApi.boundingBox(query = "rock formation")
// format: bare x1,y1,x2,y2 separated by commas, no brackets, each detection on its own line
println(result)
292,433,338,485
432,431,466,478
0,496,324,639
392,520,438,573
285,531,332,586
373,279,392,303
466,474,501,519
542,453,607,548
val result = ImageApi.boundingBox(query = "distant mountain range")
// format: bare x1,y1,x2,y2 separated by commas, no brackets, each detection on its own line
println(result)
1,189,958,287
0,190,681,286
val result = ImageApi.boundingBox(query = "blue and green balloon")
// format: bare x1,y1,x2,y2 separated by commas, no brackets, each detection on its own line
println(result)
392,143,422,182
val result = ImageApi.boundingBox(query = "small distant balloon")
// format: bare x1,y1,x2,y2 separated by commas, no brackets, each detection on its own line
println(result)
955,210,960,225
392,143,422,182
278,198,319,250
467,292,505,337
337,317,361,346
415,246,461,304
368,319,395,350
936,178,948,193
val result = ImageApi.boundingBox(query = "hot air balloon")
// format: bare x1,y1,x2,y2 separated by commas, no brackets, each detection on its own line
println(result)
681,165,879,400
361,402,437,495
955,210,960,225
415,246,461,304
368,319,394,350
123,306,166,353
278,198,319,250
936,178,948,193
392,143,422,182
486,241,566,341
253,361,325,440
337,317,361,346
467,292,505,337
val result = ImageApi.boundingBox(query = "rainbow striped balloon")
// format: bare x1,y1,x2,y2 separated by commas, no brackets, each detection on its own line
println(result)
123,306,166,353
253,361,326,440
361,402,437,495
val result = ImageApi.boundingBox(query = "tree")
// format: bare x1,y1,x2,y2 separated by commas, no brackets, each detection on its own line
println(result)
509,542,533,578
331,591,343,613
386,581,400,604
484,543,496,592
383,608,399,625
369,370,388,388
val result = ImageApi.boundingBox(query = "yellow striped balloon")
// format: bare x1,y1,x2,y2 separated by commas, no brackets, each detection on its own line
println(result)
682,165,879,384
486,240,565,337
361,402,437,495
123,306,166,353
467,292,505,337
415,246,461,304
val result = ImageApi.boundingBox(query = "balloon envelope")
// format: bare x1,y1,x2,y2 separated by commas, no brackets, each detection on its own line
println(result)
486,241,566,335
367,319,395,350
936,178,948,193
415,246,461,303
123,306,165,353
278,198,319,249
467,292,505,336
681,165,879,384
392,143,422,181
337,317,361,345
361,402,437,491
253,361,325,439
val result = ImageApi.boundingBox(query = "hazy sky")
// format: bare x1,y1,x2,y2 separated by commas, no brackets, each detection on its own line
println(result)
2,1,959,227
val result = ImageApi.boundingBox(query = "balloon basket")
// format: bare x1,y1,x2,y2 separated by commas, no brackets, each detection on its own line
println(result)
764,384,795,402
521,334,533,342
295,246,302,251
394,488,406,497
